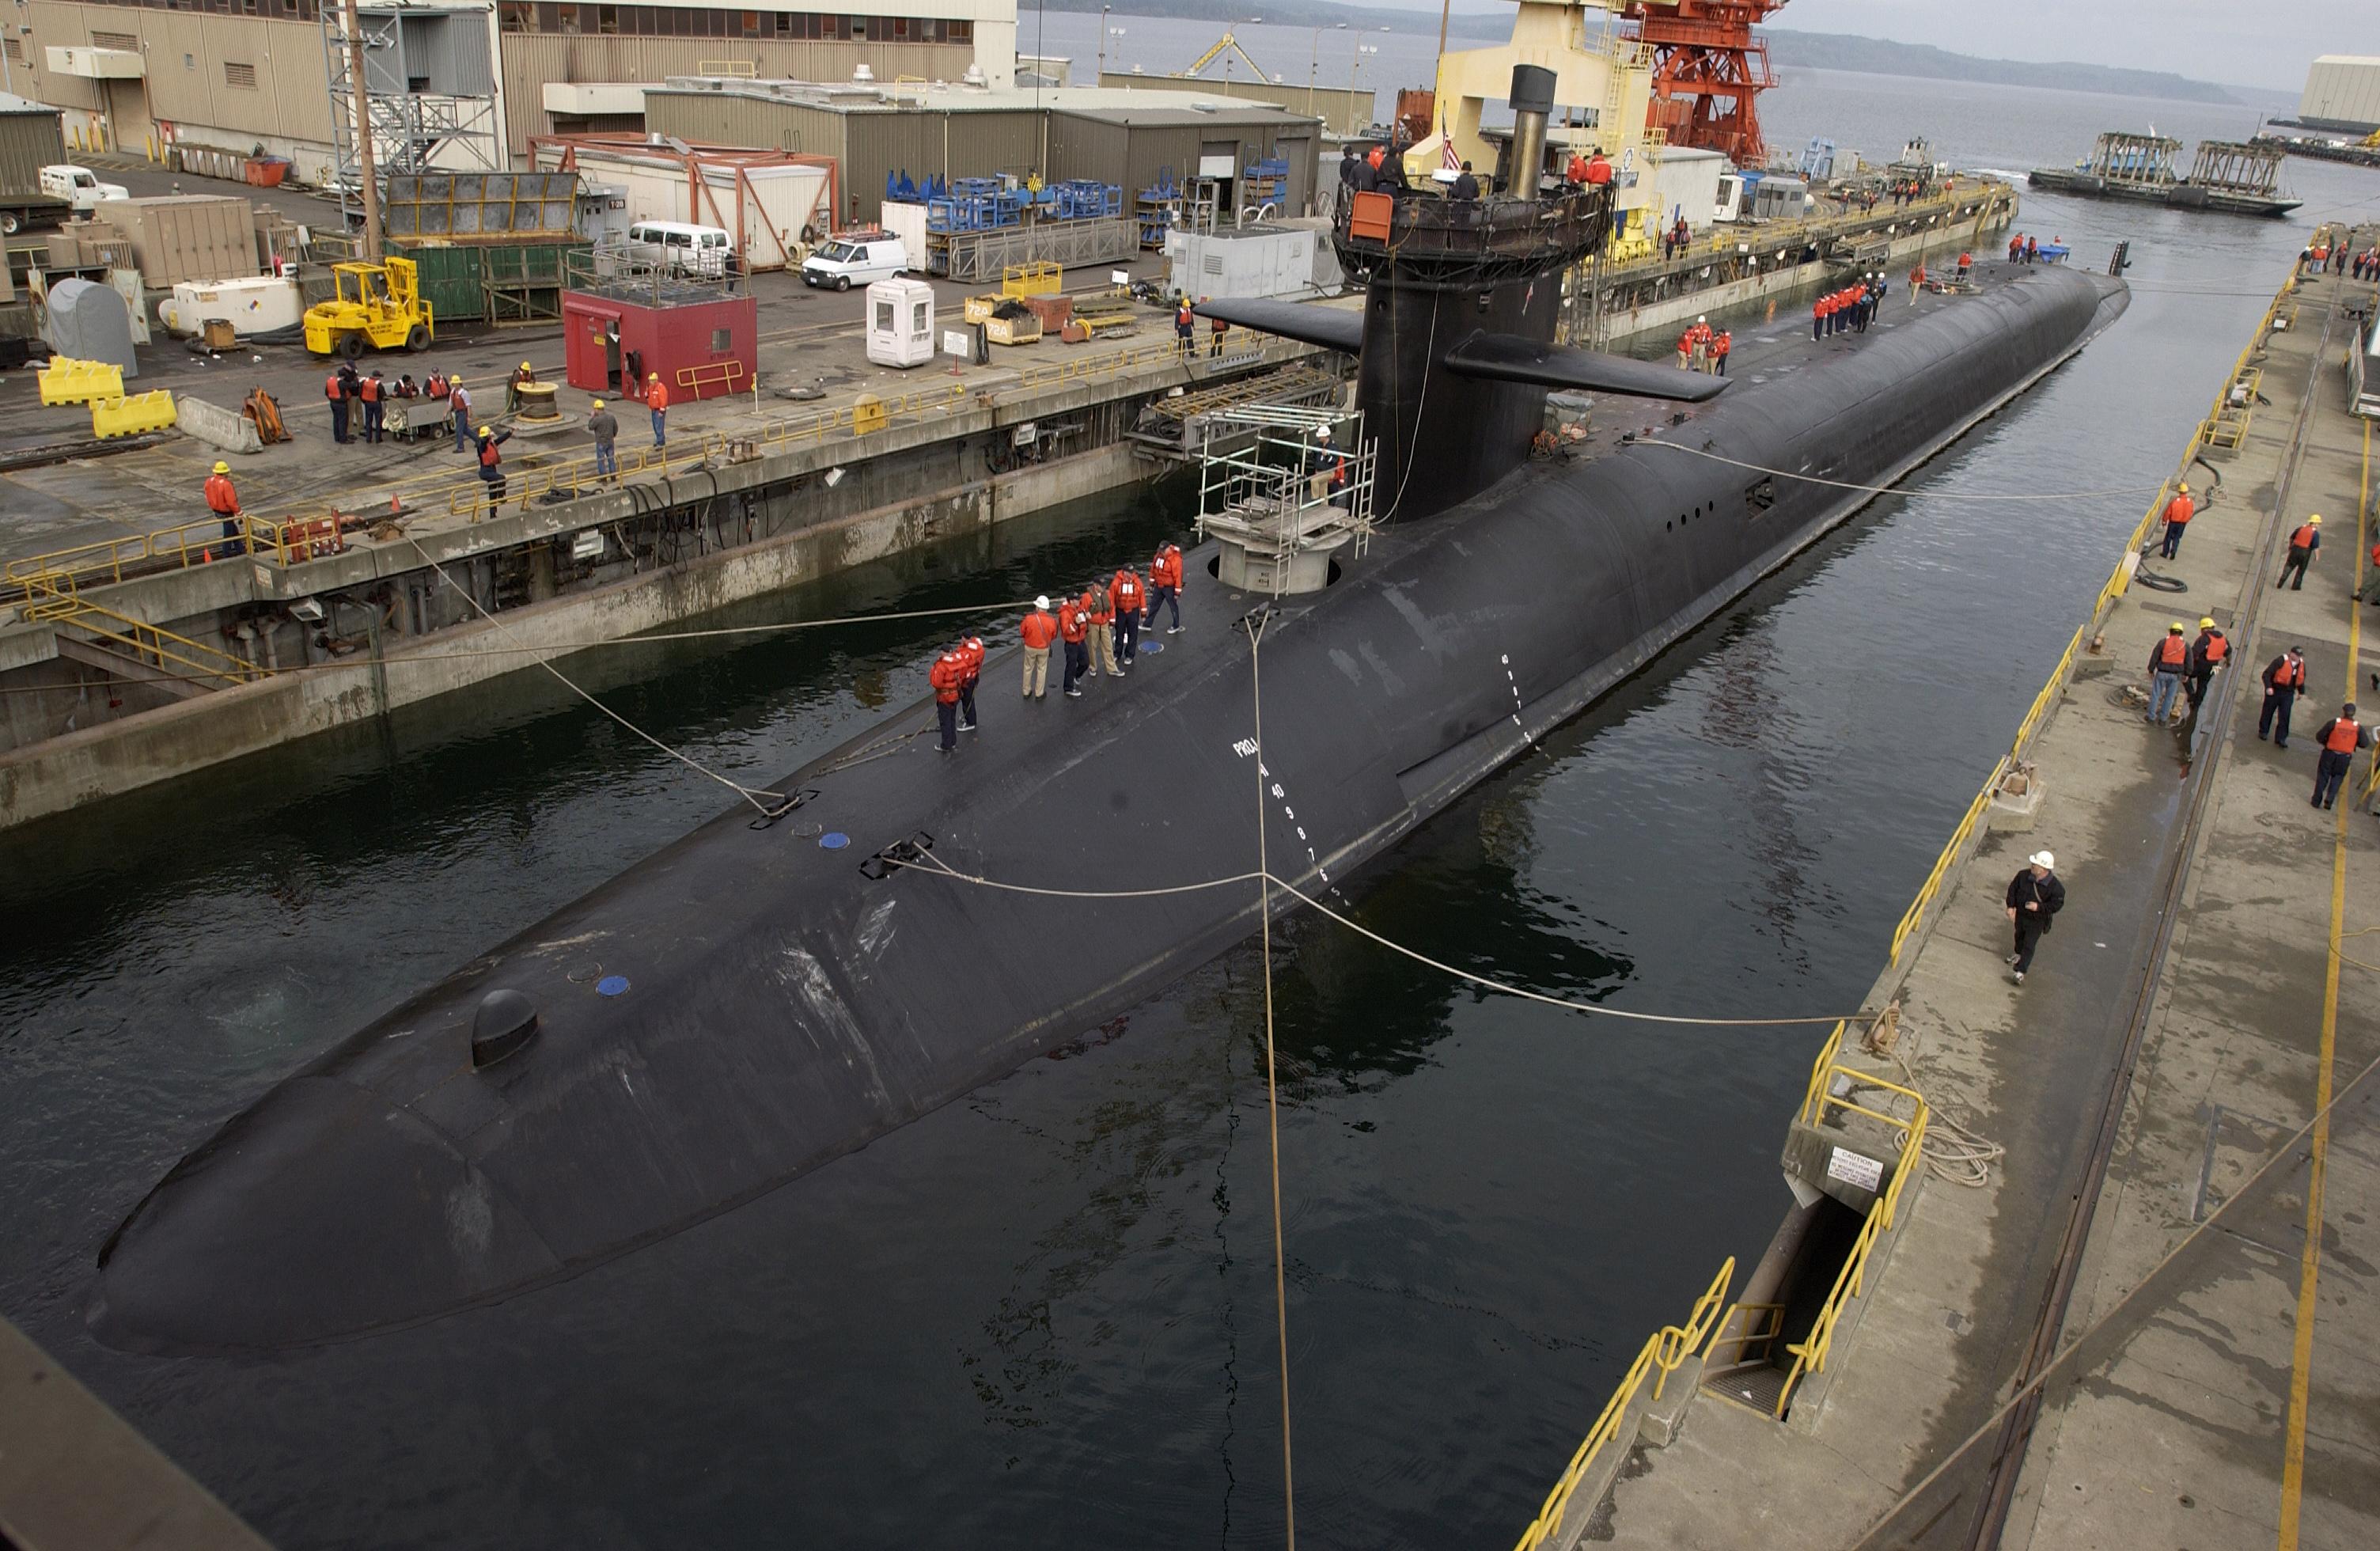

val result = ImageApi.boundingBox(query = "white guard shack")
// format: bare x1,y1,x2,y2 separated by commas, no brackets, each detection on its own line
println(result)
866,277,937,368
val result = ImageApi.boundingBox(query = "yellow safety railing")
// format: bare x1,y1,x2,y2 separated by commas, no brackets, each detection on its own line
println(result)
1759,1040,1930,1417
20,577,271,688
1511,1257,1736,1551
1889,267,2297,965
676,359,748,398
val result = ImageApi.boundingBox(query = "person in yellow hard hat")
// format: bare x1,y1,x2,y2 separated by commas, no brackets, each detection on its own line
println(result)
2278,513,2321,590
646,371,669,449
587,396,619,480
2185,616,2230,713
203,459,244,556
506,358,537,414
2158,480,2196,559
474,423,514,505
2147,621,2191,724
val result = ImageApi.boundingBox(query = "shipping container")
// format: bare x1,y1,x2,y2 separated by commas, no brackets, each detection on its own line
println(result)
389,237,593,325
94,194,258,286
0,92,72,233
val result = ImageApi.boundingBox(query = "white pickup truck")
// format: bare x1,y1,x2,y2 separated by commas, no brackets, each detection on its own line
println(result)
40,164,131,215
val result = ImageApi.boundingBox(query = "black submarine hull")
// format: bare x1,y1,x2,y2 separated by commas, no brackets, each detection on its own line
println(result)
90,264,2126,1353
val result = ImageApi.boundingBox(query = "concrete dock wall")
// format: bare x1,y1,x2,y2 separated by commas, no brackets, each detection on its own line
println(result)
0,442,1142,828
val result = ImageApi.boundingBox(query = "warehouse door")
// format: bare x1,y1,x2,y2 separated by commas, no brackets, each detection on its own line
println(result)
1198,141,1239,180
1276,135,1313,214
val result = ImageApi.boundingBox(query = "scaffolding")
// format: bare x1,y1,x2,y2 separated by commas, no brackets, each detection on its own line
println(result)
321,3,502,235
2188,140,2286,196
2083,131,2181,187
1195,404,1374,597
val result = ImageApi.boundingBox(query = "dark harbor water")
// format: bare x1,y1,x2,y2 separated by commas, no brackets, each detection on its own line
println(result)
6,64,2377,1550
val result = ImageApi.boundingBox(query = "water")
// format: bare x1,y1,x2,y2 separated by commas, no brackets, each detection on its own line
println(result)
6,60,2379,1550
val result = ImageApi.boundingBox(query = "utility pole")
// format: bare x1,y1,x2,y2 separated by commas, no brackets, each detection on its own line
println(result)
1098,4,1109,80
341,0,383,260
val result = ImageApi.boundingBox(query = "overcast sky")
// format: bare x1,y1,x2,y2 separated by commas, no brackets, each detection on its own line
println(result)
1400,0,2367,93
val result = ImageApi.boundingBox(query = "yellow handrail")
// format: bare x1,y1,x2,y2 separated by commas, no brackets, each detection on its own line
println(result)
1511,1257,1735,1551
1771,1093,1928,1416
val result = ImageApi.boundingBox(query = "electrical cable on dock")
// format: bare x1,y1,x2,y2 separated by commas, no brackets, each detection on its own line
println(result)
1634,441,2167,501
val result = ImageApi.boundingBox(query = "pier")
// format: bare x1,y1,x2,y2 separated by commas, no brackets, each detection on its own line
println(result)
1513,244,2380,1549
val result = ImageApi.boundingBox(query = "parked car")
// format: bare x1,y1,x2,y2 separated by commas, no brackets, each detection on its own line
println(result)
40,164,130,215
802,232,908,291
625,220,736,277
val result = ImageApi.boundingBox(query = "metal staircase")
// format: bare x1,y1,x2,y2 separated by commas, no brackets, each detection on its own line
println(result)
21,578,271,694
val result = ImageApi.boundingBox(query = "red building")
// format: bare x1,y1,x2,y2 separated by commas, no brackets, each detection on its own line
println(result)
561,281,758,403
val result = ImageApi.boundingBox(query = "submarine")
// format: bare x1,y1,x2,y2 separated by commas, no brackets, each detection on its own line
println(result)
90,70,2126,1354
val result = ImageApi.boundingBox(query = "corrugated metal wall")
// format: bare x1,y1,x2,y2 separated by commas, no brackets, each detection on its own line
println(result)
844,108,1043,203
2300,58,2380,131
0,108,66,196
1047,112,1127,187
498,36,972,158
641,91,851,162
366,13,498,99
17,2,337,152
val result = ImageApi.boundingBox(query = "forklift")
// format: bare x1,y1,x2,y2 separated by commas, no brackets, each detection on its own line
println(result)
303,256,435,358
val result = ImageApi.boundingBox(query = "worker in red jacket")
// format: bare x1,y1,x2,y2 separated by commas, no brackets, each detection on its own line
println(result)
929,645,968,753
1019,596,1058,700
1057,592,1092,697
1109,565,1146,668
1147,541,1185,635
1711,328,1732,377
203,461,244,557
2158,482,2196,559
1813,292,1829,342
1086,584,1118,679
956,633,984,731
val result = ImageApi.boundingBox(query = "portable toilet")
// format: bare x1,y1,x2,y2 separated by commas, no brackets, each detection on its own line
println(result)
866,277,936,369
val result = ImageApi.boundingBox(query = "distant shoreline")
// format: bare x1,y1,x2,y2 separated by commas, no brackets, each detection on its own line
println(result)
1032,4,2260,107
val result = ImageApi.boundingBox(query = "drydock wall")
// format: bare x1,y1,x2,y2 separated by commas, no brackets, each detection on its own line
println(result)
0,444,1139,829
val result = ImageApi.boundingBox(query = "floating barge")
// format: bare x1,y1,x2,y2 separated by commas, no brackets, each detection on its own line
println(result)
2028,131,2302,217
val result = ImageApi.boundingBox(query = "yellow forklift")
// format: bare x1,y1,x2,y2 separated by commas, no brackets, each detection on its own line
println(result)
303,256,435,358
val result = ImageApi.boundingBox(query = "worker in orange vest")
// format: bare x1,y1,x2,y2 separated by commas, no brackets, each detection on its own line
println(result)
2277,514,2321,590
646,373,669,447
1057,590,1091,696
1019,596,1058,700
929,644,968,753
957,632,984,732
475,424,514,505
2158,482,2196,559
1147,541,1186,635
2185,618,2228,712
324,366,351,444
1711,328,1732,377
203,460,244,556
1085,583,1117,679
358,370,385,443
1813,292,1829,342
1109,564,1146,668
2145,622,2190,725
2312,702,2368,810
2261,647,2308,746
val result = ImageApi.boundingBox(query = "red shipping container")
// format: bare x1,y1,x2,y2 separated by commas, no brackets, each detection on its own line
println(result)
562,287,758,404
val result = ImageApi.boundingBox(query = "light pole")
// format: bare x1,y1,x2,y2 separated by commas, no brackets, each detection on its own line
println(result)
1098,4,1109,79
1352,40,1379,131
1107,22,1127,78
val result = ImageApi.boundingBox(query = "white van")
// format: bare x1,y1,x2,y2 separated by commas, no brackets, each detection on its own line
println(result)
625,220,734,277
802,232,908,291
40,164,129,215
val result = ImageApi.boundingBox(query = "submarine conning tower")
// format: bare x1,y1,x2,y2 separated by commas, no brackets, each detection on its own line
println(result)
1337,63,1611,521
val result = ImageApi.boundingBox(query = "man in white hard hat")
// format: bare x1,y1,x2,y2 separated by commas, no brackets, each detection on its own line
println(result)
1018,595,1058,701
2004,850,2064,985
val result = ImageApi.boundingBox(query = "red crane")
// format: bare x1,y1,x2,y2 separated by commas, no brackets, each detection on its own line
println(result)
1620,1,1785,168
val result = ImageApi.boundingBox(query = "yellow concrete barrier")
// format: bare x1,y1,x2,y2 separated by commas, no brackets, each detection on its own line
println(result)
90,390,178,439
38,357,125,407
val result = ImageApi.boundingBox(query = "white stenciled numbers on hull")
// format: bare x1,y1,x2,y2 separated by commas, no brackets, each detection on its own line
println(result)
1232,737,1336,891
1503,654,1533,746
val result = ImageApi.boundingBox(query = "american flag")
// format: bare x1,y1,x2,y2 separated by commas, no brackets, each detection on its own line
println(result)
1442,116,1461,172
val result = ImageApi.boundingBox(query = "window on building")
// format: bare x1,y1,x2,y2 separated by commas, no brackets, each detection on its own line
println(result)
712,328,733,352
741,10,760,36
596,5,617,33
555,3,580,33
224,60,258,89
184,53,196,70
241,0,259,14
0,39,21,67
949,19,970,43
499,3,534,31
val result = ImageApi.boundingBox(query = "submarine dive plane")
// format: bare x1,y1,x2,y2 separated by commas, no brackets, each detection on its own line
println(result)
90,69,2126,1352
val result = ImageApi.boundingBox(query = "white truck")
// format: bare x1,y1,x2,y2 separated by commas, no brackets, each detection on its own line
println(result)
39,164,131,216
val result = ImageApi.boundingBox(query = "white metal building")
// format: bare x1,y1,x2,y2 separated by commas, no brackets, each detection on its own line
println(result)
2298,55,2380,135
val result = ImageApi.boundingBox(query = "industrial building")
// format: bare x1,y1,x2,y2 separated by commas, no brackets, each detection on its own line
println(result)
641,79,1325,224
2298,55,2380,135
2,0,1022,171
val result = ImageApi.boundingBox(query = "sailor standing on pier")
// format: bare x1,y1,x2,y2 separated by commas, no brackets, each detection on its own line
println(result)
2004,851,2065,985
